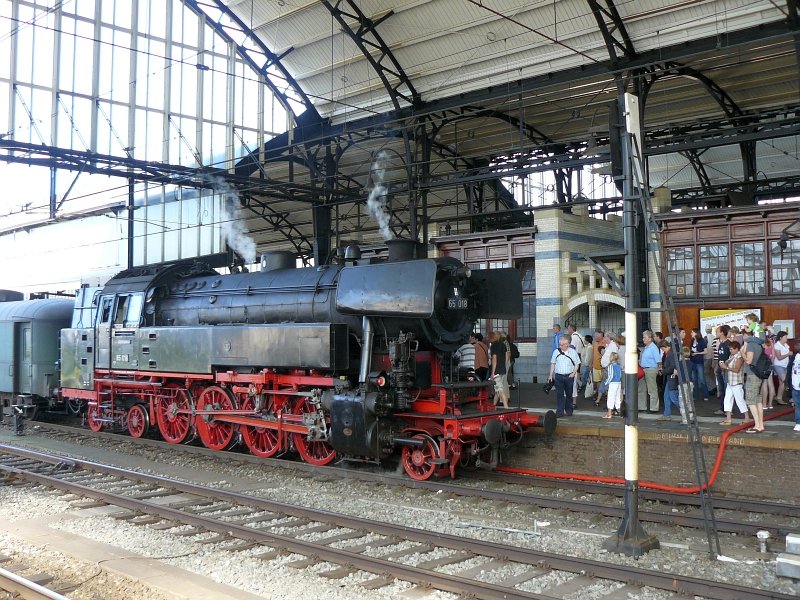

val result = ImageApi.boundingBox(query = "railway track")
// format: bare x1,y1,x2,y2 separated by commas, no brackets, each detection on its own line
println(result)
0,561,72,600
26,420,800,538
0,442,794,600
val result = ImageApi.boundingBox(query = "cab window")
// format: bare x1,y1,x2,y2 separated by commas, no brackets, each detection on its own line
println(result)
124,294,143,328
113,296,128,326
97,297,113,325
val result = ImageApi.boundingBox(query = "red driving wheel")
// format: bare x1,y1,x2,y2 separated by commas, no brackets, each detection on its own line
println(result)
239,396,281,458
156,384,193,444
127,404,149,438
401,434,439,481
86,403,103,432
290,397,336,466
195,386,237,451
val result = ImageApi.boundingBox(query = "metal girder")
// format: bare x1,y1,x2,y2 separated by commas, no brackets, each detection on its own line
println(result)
0,139,353,205
669,174,800,204
641,62,742,119
320,1,420,110
320,0,418,236
588,0,635,62
183,0,320,120
645,104,800,155
678,149,713,197
239,192,312,258
430,106,552,146
641,61,757,188
323,20,796,138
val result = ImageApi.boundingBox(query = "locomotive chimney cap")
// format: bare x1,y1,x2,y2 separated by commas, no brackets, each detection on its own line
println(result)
344,244,362,260
260,251,296,271
386,238,424,262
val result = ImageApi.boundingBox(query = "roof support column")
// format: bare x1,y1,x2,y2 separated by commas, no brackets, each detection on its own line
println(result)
590,1,659,557
414,123,432,246
789,0,800,100
313,145,335,266
602,92,659,559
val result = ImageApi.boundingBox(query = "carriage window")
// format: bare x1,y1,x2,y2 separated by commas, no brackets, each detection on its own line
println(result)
124,294,144,328
23,328,31,362
98,297,113,324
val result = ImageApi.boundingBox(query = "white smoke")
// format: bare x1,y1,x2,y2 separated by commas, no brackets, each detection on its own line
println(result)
367,151,393,241
208,176,256,265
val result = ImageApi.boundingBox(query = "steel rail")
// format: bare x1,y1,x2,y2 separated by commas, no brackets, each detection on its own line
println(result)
0,567,69,600
467,470,800,519
0,443,793,600
26,423,800,534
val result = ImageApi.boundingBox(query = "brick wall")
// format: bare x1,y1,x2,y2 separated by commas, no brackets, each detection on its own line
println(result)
504,427,800,503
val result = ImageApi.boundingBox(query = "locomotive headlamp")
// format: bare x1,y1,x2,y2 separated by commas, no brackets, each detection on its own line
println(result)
369,371,389,389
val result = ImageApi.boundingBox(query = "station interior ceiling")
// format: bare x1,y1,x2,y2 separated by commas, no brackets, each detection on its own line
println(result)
3,0,800,266
218,0,800,261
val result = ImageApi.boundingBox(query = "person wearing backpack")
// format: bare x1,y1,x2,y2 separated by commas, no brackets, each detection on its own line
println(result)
490,331,511,408
505,332,519,389
743,330,767,433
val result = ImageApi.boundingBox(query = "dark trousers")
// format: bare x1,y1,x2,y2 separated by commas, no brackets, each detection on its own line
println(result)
716,367,727,410
554,373,574,416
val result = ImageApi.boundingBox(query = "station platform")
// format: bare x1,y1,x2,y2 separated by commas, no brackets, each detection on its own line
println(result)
504,382,800,504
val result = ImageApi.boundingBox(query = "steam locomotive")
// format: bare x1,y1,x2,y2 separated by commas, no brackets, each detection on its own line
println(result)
4,240,554,480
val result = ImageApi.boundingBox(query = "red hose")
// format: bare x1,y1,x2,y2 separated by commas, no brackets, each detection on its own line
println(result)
498,407,794,494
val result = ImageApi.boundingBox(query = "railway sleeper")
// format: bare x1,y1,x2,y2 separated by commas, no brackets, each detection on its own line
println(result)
195,533,231,545
286,555,320,569
319,564,359,579
252,548,289,561
360,575,396,590
415,550,474,570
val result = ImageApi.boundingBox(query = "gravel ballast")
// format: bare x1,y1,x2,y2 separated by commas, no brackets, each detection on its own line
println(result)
0,426,796,598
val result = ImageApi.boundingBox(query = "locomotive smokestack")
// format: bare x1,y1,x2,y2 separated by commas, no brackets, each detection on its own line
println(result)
260,251,296,271
386,238,422,262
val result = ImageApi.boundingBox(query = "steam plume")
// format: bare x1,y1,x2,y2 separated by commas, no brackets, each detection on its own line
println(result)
208,176,256,265
367,151,393,241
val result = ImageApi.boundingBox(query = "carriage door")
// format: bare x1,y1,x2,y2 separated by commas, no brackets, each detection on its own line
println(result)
111,294,142,370
18,324,32,394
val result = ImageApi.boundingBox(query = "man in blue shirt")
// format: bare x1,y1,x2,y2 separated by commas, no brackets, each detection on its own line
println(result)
638,330,662,413
552,324,562,352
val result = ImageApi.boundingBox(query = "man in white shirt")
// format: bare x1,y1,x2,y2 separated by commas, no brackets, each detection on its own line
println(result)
567,324,585,400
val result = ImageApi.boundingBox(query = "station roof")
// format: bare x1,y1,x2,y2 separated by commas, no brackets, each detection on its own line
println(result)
212,0,799,256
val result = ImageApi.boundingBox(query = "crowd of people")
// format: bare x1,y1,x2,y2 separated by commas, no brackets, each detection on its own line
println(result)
545,314,800,434
453,330,518,409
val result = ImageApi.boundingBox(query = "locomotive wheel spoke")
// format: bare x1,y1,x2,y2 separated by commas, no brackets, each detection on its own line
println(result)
195,386,237,451
240,396,281,458
127,404,149,438
156,384,194,444
401,434,439,481
86,403,103,432
290,397,336,466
